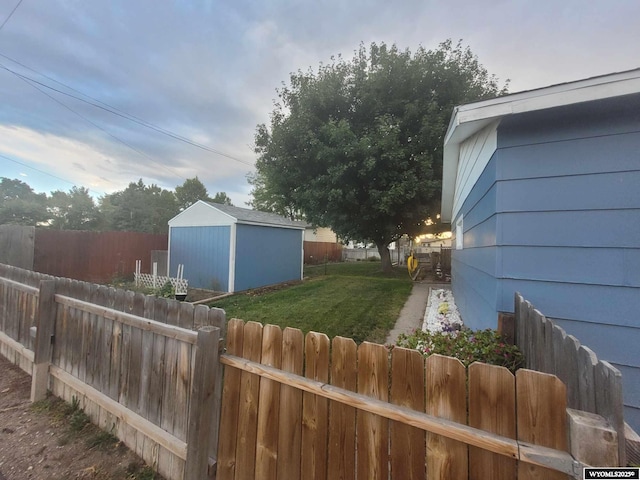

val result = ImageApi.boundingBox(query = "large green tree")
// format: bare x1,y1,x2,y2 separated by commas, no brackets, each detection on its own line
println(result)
99,179,179,234
0,177,48,226
175,176,211,210
252,40,507,271
48,186,99,230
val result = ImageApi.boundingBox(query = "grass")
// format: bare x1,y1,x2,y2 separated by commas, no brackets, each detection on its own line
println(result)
209,261,412,344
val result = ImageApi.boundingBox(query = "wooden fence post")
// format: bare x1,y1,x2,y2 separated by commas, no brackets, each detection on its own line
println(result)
185,326,221,480
567,408,618,467
31,280,56,402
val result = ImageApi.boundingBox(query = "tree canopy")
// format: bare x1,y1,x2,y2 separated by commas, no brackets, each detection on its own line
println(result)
0,176,234,234
252,40,508,270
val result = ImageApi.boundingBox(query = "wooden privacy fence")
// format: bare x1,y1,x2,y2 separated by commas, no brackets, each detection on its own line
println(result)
0,263,225,480
217,318,589,480
514,292,627,465
304,241,342,264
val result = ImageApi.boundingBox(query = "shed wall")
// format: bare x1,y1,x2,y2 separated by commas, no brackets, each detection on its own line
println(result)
234,224,302,291
169,226,230,291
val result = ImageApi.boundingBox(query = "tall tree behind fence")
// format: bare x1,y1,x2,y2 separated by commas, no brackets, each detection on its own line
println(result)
217,319,587,480
514,292,627,465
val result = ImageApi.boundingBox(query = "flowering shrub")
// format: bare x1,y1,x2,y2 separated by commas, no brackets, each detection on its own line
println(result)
396,327,524,373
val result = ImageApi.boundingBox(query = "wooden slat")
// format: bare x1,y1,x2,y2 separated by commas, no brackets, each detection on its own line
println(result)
255,324,283,480
161,298,181,480
234,321,264,480
327,336,357,480
302,332,330,480
595,361,626,466
390,347,426,480
277,327,304,480
173,302,194,442
356,342,389,480
185,326,221,480
516,369,568,480
216,319,245,480
425,354,467,480
148,297,168,426
562,335,581,409
577,345,597,413
469,362,516,480
31,280,56,402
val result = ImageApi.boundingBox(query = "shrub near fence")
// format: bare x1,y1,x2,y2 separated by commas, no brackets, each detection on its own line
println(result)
0,263,225,480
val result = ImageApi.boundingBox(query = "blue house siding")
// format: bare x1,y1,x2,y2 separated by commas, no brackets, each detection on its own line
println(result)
169,226,230,291
491,98,640,430
234,224,301,291
451,152,499,330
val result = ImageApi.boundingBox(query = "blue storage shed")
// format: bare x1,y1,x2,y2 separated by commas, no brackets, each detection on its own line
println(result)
441,69,640,431
168,201,305,292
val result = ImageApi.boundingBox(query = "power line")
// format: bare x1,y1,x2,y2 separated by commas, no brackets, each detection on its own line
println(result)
0,53,254,167
0,152,106,197
0,0,24,32
2,62,188,183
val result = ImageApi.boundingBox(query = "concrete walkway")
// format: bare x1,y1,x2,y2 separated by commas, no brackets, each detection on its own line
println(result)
385,280,451,345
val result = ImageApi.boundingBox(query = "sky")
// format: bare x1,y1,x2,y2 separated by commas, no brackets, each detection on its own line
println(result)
0,0,638,207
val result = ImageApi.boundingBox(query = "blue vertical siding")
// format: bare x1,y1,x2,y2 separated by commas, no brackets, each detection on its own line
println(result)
169,226,230,290
234,225,302,291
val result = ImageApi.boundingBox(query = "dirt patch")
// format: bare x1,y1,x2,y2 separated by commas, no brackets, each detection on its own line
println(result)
0,356,161,480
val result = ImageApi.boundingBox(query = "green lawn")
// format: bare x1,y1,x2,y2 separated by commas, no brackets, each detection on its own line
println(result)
209,261,412,344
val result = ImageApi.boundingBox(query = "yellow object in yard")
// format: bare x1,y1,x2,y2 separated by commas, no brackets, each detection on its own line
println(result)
407,252,421,280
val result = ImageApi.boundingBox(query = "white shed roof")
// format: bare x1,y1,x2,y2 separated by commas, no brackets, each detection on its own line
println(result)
168,200,306,229
441,68,640,222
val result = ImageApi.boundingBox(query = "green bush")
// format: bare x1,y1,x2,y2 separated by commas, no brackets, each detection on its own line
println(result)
396,327,524,373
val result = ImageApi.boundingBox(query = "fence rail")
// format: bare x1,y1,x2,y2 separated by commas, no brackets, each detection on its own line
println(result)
216,318,593,480
0,263,622,479
514,292,627,466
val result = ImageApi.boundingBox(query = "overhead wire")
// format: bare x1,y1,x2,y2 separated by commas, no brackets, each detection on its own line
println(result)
0,54,253,167
1,62,189,183
0,0,24,32
0,152,106,197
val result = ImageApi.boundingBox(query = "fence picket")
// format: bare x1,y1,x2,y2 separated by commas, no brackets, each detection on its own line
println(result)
595,361,626,465
516,370,568,480
391,347,426,480
327,336,357,480
563,335,581,409
217,319,245,480
302,332,330,479
577,345,597,413
469,363,516,480
235,321,264,480
255,324,283,480
356,342,389,480
277,327,304,480
426,354,467,480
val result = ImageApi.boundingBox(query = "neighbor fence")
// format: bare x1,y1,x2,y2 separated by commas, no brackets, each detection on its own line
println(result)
512,293,632,466
0,225,167,283
303,241,342,264
0,263,623,480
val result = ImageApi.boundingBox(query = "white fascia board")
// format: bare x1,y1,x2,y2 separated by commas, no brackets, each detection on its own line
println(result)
228,223,236,293
168,200,236,227
440,68,640,222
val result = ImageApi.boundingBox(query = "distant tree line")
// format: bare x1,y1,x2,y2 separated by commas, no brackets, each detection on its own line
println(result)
0,176,232,234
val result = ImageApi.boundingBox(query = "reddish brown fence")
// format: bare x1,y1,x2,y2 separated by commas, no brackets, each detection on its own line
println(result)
34,230,167,283
304,241,342,264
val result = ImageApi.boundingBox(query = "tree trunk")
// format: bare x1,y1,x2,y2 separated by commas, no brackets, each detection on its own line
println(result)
376,242,393,273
